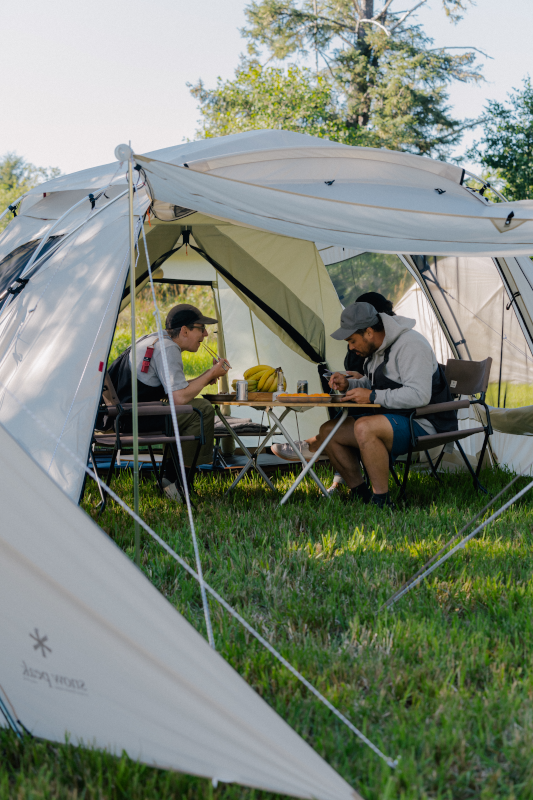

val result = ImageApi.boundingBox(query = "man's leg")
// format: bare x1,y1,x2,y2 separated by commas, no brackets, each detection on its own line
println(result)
310,414,394,494
166,397,215,472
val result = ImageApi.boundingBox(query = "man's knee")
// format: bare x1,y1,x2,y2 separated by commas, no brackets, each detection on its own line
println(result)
190,397,215,421
318,419,335,440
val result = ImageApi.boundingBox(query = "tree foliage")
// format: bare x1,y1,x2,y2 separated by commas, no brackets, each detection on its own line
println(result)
467,77,533,201
0,153,61,233
191,0,482,158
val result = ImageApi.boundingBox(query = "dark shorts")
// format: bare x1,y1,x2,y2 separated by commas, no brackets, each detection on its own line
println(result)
346,408,426,459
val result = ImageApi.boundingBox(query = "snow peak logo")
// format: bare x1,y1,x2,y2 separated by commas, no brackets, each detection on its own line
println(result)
29,629,52,657
22,662,88,695
22,630,87,695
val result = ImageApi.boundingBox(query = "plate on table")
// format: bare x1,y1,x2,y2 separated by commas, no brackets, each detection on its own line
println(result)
204,393,237,403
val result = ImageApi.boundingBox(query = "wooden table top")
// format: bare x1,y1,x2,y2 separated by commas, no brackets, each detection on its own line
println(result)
206,399,380,409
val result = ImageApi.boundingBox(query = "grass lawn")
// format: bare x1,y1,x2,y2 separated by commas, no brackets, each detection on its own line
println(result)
3,464,533,799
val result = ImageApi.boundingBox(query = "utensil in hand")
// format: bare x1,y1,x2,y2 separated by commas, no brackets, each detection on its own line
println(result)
202,342,230,371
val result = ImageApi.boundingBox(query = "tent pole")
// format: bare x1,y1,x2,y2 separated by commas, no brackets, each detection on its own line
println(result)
128,147,140,565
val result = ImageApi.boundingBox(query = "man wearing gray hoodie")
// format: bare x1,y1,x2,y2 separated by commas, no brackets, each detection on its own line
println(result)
273,302,456,508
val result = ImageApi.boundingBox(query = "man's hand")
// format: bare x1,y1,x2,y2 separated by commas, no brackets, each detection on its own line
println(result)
329,372,349,392
346,387,372,404
209,358,231,381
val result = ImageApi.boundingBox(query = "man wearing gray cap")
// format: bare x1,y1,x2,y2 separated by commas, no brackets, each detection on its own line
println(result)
273,301,456,508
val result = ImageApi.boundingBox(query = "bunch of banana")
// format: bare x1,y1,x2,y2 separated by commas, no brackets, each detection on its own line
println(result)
241,365,286,393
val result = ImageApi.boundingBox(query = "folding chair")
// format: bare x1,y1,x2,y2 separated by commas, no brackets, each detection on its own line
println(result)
392,357,493,500
92,373,205,512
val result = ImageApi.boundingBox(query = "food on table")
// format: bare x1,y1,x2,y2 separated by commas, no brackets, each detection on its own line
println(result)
238,365,287,393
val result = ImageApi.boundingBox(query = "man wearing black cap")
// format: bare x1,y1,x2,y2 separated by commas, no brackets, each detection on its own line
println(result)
273,301,456,508
108,303,229,501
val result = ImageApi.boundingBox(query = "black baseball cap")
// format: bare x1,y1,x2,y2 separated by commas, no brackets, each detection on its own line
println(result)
166,303,217,330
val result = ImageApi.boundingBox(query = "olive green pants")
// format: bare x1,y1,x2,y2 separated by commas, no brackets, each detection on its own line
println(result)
173,397,215,467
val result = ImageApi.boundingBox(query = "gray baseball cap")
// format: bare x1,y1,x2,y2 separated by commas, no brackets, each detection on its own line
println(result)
330,302,379,340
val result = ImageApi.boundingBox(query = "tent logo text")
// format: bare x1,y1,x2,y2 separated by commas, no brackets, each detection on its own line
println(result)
22,662,87,694
29,628,51,657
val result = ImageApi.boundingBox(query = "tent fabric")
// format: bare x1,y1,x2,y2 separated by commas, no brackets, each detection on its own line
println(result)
478,405,533,436
0,422,360,800
0,195,141,501
136,147,533,256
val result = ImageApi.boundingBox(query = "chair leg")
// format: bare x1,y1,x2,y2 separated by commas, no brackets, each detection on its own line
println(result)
424,450,441,483
433,446,445,471
89,448,106,509
148,446,164,495
389,454,401,487
456,440,489,495
475,432,490,479
399,449,412,502
95,447,116,515
186,439,202,493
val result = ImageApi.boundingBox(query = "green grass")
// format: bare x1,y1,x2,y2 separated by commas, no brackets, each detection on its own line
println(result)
3,466,533,799
485,382,533,409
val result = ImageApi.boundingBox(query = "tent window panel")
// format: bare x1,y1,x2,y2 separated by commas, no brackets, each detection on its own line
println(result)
412,256,533,408
325,252,413,307
0,235,63,308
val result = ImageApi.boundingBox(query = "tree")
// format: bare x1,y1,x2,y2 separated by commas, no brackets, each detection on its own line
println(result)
191,0,483,158
467,77,533,201
0,153,61,233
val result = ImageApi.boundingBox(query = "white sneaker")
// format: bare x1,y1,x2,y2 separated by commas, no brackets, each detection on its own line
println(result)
271,440,327,462
327,481,344,495
162,478,184,503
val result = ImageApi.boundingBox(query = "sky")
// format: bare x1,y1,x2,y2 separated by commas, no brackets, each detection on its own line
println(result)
1,0,532,176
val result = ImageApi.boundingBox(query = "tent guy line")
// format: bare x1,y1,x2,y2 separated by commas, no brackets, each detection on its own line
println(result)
380,466,532,611
139,214,215,650
0,381,398,769
382,474,533,610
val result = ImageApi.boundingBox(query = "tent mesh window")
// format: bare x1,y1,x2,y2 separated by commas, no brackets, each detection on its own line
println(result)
324,252,414,307
412,256,533,408
0,235,64,308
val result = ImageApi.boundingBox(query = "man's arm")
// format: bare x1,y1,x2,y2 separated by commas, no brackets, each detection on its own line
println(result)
172,360,228,405
373,341,434,409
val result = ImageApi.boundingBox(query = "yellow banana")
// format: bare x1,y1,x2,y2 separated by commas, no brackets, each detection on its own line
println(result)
244,365,273,380
257,368,276,391
267,373,279,392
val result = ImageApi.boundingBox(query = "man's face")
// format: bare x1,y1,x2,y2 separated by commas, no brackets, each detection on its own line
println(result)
346,328,377,357
179,323,209,352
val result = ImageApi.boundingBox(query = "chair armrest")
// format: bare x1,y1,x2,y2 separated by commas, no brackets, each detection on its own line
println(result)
105,403,194,417
415,399,470,417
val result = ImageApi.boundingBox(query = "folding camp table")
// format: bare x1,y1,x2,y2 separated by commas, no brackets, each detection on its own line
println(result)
205,397,378,505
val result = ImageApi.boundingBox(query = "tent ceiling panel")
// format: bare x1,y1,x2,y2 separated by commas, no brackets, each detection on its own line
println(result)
192,224,327,363
0,422,360,800
137,154,533,257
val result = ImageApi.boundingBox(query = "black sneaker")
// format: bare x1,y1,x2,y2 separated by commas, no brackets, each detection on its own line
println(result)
370,492,395,510
350,483,371,504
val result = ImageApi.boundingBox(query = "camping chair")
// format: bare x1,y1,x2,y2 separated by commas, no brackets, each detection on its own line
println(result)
391,357,493,500
91,373,206,512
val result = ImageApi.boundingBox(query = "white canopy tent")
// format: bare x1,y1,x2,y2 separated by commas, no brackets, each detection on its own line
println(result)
0,129,533,500
0,421,361,800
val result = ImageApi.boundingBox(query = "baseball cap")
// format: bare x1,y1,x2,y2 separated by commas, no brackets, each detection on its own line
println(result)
330,302,379,340
166,303,217,330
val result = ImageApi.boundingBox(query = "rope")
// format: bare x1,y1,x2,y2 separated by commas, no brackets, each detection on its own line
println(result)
0,378,397,768
140,222,215,649
382,471,533,610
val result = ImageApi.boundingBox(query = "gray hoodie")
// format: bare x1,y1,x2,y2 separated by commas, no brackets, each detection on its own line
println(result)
347,314,437,434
